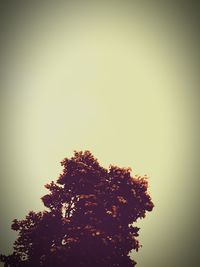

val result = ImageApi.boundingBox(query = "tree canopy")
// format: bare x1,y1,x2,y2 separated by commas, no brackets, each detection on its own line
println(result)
0,151,154,267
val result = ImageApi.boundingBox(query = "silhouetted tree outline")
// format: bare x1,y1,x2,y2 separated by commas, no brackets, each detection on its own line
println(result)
0,151,154,267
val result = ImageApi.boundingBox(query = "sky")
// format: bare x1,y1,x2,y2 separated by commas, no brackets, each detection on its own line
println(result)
0,1,199,267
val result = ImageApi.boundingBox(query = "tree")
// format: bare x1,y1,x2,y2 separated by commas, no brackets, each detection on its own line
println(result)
0,151,154,267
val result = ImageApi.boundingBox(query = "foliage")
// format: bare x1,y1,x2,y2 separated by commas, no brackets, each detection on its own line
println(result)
0,151,154,267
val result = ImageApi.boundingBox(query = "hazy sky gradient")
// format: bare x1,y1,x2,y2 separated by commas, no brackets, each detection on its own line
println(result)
0,2,199,267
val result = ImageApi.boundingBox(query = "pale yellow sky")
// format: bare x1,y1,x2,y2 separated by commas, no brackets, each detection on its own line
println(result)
0,2,199,267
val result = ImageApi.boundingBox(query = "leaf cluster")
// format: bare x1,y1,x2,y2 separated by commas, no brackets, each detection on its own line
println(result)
0,151,154,267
